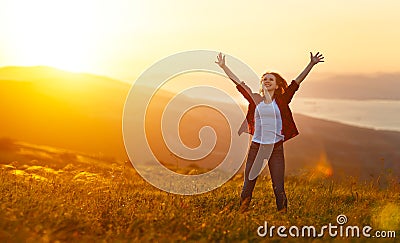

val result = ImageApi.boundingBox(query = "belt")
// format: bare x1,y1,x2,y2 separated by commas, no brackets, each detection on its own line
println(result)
252,139,283,149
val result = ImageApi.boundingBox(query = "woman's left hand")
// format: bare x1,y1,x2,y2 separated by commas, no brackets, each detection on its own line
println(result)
310,52,324,65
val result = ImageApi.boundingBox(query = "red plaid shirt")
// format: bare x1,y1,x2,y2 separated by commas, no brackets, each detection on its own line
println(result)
236,80,300,142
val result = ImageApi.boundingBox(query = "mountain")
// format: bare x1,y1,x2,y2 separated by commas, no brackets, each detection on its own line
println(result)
0,66,399,179
0,66,199,162
0,66,130,161
286,114,400,179
297,73,400,100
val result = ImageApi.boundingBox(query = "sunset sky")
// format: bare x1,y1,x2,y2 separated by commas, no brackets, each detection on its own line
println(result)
1,0,399,82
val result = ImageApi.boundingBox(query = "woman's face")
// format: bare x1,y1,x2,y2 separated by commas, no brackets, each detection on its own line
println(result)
261,73,278,92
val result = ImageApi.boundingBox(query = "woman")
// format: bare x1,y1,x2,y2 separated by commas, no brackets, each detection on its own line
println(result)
215,52,324,212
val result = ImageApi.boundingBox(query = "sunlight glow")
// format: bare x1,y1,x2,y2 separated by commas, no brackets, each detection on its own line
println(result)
1,0,400,80
2,0,145,73
4,1,100,72
310,152,333,179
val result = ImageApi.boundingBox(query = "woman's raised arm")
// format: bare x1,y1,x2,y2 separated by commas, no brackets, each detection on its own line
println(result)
215,52,241,85
294,52,324,85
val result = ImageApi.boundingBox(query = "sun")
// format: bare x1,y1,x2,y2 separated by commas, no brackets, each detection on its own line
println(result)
4,0,103,73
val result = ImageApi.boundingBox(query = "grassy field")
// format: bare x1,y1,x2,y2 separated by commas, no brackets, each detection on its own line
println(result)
0,141,399,242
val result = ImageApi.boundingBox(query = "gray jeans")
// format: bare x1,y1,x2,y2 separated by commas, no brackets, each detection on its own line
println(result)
240,141,287,211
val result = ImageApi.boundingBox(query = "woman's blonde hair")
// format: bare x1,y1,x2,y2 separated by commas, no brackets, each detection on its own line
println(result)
259,72,288,98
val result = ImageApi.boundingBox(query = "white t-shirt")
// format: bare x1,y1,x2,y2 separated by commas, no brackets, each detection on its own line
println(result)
251,99,284,144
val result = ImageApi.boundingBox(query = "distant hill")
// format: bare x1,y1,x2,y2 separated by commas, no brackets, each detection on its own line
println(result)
0,66,130,161
0,66,399,179
286,114,400,179
297,73,400,100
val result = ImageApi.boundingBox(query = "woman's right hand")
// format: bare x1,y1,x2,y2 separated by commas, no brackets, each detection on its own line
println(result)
215,52,226,68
